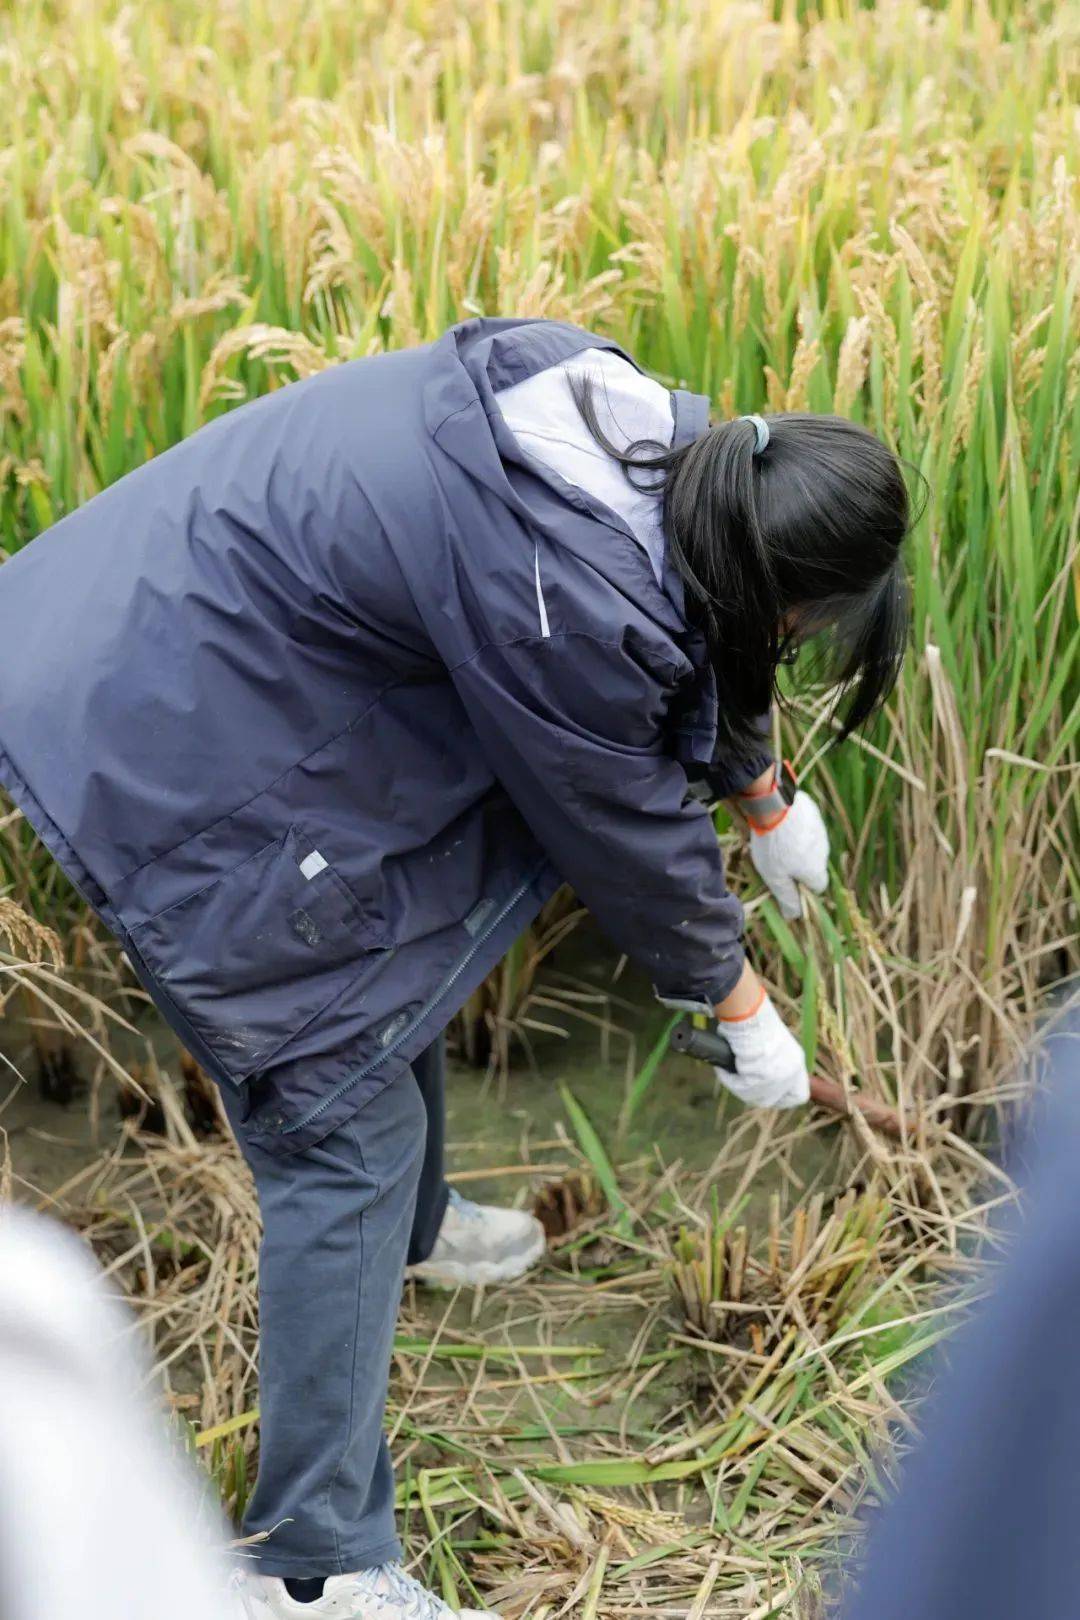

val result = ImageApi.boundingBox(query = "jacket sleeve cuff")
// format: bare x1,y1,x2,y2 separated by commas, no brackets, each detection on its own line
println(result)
652,941,746,1012
692,748,775,803
687,705,774,803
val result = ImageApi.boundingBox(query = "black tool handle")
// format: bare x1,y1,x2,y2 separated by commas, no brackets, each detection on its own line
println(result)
669,1018,737,1073
670,1018,907,1139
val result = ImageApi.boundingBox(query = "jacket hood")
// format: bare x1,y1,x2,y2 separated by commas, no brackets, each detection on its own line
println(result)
421,317,711,640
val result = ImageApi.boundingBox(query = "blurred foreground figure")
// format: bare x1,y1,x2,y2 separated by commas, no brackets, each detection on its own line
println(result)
843,997,1080,1620
0,1206,236,1620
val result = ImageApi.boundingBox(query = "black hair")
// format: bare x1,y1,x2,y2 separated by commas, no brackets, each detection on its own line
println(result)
566,371,919,757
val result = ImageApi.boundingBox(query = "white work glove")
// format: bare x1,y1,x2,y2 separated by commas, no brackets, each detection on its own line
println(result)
749,790,829,920
715,994,810,1109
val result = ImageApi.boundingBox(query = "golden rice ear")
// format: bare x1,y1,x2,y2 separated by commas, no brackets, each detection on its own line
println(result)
0,896,64,967
0,5,1074,1606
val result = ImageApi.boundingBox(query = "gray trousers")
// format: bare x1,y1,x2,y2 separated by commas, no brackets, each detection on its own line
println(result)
217,1039,450,1580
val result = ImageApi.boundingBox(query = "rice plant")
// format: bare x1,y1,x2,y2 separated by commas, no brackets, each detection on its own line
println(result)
0,0,1077,1612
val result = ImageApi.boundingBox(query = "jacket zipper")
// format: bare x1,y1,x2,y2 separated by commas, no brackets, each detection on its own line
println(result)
281,864,545,1135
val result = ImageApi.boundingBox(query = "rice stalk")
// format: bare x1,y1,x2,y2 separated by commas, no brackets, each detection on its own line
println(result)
0,0,1076,1611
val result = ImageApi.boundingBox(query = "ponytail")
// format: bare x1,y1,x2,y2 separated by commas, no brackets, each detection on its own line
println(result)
662,419,784,753
566,368,914,755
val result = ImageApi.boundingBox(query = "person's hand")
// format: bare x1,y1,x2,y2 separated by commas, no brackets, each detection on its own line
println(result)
734,765,829,920
714,991,810,1109
749,789,829,919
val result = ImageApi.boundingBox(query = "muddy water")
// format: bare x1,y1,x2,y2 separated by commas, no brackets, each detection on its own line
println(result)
2,927,850,1501
3,924,834,1213
440,927,841,1223
0,1028,123,1204
3,922,841,1229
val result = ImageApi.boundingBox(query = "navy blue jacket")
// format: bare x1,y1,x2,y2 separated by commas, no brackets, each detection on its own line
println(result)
0,317,768,1153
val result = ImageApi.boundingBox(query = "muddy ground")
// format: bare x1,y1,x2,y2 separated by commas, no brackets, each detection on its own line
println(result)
3,925,800,1215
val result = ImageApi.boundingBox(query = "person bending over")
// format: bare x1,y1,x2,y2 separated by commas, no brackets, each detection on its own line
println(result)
0,316,911,1618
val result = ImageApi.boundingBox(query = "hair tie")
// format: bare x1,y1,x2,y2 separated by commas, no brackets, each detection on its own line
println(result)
739,414,770,455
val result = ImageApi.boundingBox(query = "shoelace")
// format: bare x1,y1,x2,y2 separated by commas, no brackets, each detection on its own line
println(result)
350,1562,457,1618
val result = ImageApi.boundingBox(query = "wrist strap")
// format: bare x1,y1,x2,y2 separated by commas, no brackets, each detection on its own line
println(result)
735,759,796,831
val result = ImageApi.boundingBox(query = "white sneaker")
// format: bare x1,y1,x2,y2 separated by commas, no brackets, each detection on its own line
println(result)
231,1562,500,1618
405,1188,546,1287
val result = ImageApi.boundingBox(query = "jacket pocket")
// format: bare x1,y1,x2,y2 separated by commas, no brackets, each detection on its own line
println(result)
129,824,385,1086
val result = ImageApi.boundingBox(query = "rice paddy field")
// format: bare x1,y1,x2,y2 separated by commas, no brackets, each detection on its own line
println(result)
1,0,1078,1614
